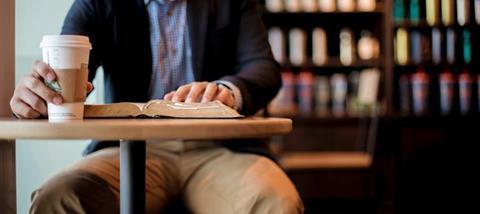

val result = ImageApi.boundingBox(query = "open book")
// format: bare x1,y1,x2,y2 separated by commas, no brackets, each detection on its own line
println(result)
84,100,243,119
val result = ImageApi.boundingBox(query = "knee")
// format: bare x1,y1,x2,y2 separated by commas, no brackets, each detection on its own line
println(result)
248,157,304,214
30,171,117,214
251,186,304,214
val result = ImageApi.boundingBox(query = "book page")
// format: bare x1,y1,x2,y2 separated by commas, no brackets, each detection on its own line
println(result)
143,100,243,118
84,102,144,118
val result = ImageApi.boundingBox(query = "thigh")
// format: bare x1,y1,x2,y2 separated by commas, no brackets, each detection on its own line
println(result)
30,169,118,214
183,149,304,214
33,147,180,214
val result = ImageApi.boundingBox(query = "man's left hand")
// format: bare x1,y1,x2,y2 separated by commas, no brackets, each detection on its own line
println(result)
163,82,235,108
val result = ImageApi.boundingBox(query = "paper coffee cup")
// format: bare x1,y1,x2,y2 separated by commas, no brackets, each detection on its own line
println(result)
40,35,92,122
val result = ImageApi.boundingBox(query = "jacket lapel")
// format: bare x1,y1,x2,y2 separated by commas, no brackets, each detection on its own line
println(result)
188,0,209,80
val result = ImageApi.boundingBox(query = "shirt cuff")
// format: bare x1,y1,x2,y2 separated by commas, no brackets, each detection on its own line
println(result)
214,80,243,111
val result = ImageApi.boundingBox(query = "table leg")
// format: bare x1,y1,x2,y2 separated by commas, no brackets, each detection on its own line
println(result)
120,140,145,214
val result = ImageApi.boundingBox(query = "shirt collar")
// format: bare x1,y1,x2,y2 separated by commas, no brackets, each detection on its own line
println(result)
145,0,176,5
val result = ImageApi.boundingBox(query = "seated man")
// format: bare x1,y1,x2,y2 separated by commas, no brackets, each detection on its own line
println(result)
10,0,304,213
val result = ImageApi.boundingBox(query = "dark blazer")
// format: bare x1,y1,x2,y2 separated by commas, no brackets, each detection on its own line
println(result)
61,0,281,155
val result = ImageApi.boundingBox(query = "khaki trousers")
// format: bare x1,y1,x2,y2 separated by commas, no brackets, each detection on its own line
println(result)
30,141,304,213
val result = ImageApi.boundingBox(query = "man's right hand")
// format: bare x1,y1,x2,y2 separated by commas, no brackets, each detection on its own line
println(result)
10,61,93,119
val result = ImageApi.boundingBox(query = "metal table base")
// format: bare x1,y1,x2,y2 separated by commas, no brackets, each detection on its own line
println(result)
120,140,145,214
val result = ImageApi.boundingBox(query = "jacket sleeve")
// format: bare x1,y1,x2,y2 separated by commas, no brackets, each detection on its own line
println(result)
220,0,282,116
61,0,102,83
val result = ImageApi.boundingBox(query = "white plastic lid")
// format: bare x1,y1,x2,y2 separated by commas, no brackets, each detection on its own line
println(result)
40,35,92,49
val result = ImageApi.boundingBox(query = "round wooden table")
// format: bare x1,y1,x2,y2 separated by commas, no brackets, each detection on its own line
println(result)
0,117,292,214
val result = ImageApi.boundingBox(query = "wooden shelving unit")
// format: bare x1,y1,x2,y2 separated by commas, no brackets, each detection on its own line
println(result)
259,0,391,141
259,1,480,212
259,4,388,212
391,1,480,116
261,0,393,119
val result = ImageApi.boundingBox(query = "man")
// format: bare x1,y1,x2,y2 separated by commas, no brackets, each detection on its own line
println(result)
10,0,304,213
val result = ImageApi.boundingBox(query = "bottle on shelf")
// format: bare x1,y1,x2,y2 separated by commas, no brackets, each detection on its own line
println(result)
446,29,455,64
475,0,480,24
410,0,421,24
426,0,440,26
347,71,360,116
439,68,455,115
410,31,422,64
421,33,432,63
411,67,430,116
268,27,286,65
297,71,314,115
456,0,470,26
432,28,442,65
312,28,328,66
314,75,330,117
318,0,336,12
394,0,406,23
289,28,307,66
357,68,381,111
337,0,355,12
357,30,380,61
339,28,355,66
395,28,409,65
399,74,411,115
478,75,480,113
301,0,318,12
269,71,297,115
463,30,471,64
458,69,473,115
441,0,455,25
357,0,376,12
265,0,284,13
331,73,348,117
285,0,302,12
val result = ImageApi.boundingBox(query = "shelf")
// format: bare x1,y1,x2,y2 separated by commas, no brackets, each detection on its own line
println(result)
394,64,476,70
262,10,384,27
262,2,385,17
292,116,369,126
281,58,384,71
269,113,480,127
264,10,383,16
268,114,377,126
393,21,480,29
394,63,444,68
279,152,372,170
382,115,480,128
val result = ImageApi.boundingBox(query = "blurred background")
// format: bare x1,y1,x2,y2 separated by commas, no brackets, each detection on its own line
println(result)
263,0,479,213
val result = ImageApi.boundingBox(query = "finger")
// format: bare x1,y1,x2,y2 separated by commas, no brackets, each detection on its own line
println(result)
23,74,62,105
32,60,56,82
172,84,192,102
19,88,48,116
86,82,94,93
163,91,175,100
11,98,41,119
201,82,218,103
186,82,208,103
214,88,235,108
